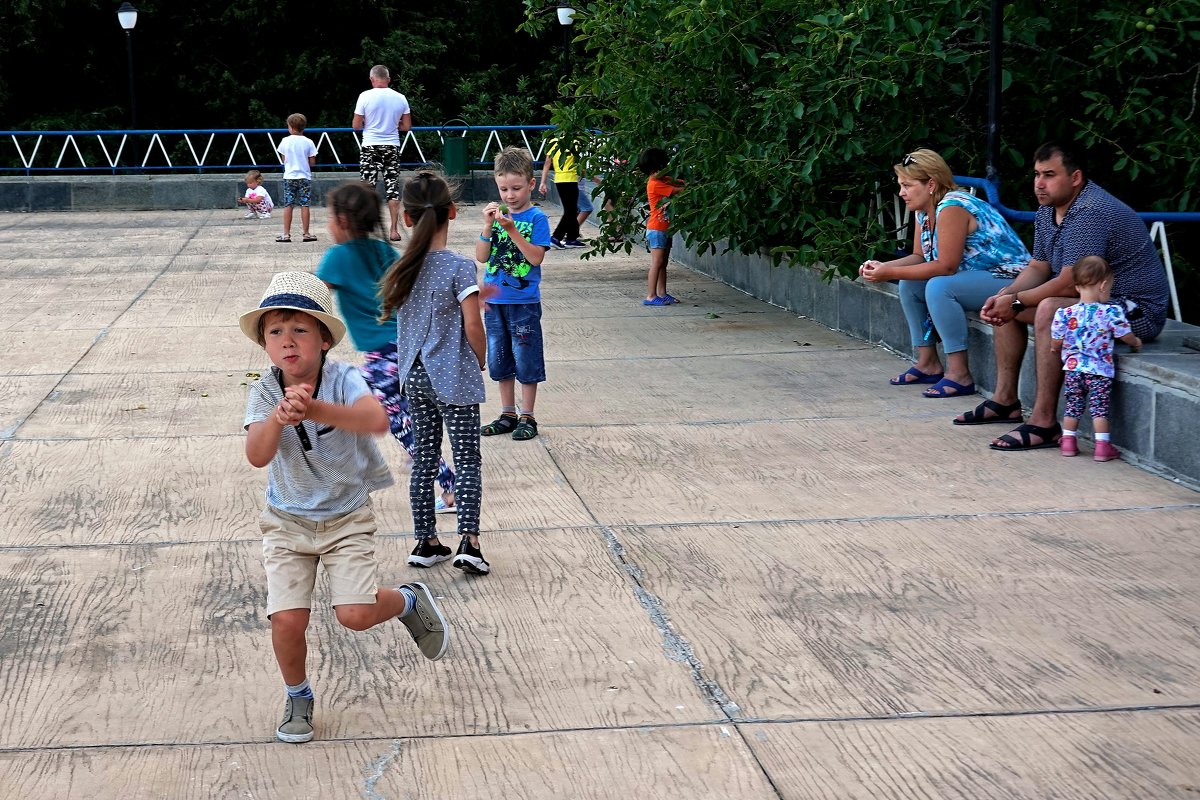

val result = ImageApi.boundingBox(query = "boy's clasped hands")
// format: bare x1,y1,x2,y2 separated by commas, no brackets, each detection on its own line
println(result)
483,202,514,233
274,384,314,426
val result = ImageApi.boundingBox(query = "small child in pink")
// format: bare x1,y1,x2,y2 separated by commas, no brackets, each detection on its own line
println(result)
238,169,275,219
1051,256,1142,461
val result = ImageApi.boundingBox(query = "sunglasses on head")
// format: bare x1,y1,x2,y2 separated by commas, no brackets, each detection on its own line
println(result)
901,153,917,166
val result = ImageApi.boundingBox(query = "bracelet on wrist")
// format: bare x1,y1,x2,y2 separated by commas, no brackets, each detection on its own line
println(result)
479,233,491,242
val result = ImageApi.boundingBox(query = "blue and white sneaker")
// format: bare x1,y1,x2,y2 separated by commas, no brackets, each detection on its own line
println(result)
562,238,586,248
434,494,456,514
550,236,566,250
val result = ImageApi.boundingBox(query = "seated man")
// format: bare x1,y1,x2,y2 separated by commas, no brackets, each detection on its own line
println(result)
953,140,1169,450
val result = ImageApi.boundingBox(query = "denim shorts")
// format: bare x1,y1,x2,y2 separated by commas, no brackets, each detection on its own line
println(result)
485,302,545,384
647,229,672,251
282,178,312,207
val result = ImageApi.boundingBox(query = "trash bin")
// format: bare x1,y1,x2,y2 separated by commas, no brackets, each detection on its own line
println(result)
441,120,468,176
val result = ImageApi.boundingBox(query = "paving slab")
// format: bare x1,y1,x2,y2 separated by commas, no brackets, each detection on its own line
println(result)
0,530,713,749
616,510,1200,719
743,710,1200,799
0,725,777,800
1,208,1198,797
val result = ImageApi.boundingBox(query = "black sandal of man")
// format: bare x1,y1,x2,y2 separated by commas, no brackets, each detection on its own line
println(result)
953,399,1023,426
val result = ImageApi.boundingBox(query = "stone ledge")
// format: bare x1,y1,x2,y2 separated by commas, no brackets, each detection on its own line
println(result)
0,172,502,212
671,238,1200,489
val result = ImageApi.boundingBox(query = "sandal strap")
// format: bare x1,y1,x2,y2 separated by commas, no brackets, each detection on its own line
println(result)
481,414,518,435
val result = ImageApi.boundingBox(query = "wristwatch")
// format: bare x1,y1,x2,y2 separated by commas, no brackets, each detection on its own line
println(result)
1011,294,1026,314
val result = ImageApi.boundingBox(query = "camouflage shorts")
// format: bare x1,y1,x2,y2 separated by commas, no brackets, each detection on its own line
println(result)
359,145,402,199
281,178,312,207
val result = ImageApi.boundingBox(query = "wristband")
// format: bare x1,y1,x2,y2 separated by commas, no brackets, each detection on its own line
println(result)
479,233,491,242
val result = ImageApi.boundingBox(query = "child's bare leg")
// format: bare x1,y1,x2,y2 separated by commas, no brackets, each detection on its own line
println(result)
498,378,517,410
519,381,538,416
271,608,310,685
282,206,294,238
301,206,311,236
656,254,668,298
333,589,408,632
1092,416,1109,435
647,250,667,300
1063,416,1079,433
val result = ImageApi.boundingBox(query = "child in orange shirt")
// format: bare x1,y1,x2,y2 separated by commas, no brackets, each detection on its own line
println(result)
637,148,681,305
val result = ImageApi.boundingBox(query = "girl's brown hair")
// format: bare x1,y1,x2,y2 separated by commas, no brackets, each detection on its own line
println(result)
326,181,383,240
378,170,454,319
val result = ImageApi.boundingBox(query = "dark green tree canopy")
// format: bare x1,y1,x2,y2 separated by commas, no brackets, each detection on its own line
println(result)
0,0,557,129
530,0,1198,279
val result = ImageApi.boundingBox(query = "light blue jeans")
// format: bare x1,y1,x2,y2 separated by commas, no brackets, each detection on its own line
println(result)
899,271,1011,354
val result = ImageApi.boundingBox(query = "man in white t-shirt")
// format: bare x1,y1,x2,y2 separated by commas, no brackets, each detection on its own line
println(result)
352,64,412,241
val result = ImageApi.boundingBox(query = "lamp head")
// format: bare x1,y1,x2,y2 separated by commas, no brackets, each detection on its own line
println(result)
556,3,576,25
117,2,138,30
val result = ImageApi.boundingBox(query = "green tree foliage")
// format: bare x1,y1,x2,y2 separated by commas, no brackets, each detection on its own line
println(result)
0,0,556,130
530,0,1199,280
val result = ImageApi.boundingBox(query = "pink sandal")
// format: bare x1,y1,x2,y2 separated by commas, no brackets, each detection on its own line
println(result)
1060,437,1078,457
1093,441,1120,462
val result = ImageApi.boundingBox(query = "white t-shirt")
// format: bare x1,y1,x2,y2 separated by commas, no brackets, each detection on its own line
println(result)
245,185,273,210
277,134,318,180
354,87,411,146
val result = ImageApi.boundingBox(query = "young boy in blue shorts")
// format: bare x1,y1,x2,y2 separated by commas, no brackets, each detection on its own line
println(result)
475,145,552,441
240,271,451,744
275,113,318,243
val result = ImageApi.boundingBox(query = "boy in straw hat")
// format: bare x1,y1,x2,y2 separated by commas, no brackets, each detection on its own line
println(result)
240,271,452,744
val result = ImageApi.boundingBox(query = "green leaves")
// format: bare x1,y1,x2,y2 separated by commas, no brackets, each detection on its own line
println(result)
541,0,1200,280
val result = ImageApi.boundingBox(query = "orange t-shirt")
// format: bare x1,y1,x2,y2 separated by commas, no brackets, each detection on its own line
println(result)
646,175,680,232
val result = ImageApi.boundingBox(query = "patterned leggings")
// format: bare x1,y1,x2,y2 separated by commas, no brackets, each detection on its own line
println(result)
1063,370,1113,419
360,343,455,494
404,359,481,540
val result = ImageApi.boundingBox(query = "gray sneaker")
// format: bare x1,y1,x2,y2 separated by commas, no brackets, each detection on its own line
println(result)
398,582,450,660
276,695,314,743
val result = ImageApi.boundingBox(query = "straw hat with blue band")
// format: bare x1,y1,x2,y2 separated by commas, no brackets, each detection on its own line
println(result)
239,271,347,347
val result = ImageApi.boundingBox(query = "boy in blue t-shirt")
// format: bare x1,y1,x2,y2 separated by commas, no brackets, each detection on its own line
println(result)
474,145,552,441
240,271,451,744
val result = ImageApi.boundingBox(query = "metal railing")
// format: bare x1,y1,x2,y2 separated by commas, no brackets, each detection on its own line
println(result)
874,175,1196,322
0,125,555,175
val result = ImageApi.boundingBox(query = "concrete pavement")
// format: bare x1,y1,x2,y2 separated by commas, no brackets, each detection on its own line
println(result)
1,207,1199,798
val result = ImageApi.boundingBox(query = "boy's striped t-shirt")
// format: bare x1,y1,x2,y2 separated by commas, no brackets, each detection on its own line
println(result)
243,359,393,520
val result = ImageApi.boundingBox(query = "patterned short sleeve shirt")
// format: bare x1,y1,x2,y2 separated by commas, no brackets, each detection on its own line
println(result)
393,249,487,406
1051,301,1133,379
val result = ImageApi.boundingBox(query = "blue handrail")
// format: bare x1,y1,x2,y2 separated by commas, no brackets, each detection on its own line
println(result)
954,175,1200,225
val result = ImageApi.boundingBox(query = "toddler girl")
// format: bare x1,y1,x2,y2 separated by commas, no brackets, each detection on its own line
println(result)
1051,255,1142,461
237,170,274,219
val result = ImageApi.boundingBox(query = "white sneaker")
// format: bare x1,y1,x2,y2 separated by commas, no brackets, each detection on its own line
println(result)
242,211,256,219
257,211,272,219
434,494,457,514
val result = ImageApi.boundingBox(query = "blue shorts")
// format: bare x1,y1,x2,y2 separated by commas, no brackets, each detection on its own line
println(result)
485,302,545,384
647,229,672,251
577,180,594,214
282,178,312,207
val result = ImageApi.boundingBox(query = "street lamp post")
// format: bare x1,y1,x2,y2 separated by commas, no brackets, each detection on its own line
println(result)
557,3,576,80
117,2,138,128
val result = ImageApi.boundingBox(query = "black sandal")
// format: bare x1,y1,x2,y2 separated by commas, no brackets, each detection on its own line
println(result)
952,399,1023,426
481,413,518,436
989,422,1062,451
512,415,538,440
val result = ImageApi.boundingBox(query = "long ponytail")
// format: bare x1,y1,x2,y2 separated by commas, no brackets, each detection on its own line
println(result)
379,170,454,319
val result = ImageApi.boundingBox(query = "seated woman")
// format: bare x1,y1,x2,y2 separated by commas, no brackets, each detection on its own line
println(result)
859,149,1030,398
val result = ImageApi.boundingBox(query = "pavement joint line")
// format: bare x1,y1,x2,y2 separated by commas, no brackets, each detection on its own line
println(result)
3,503,1197,554
3,213,213,441
539,444,786,799
0,410,965,443
3,701,1197,756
